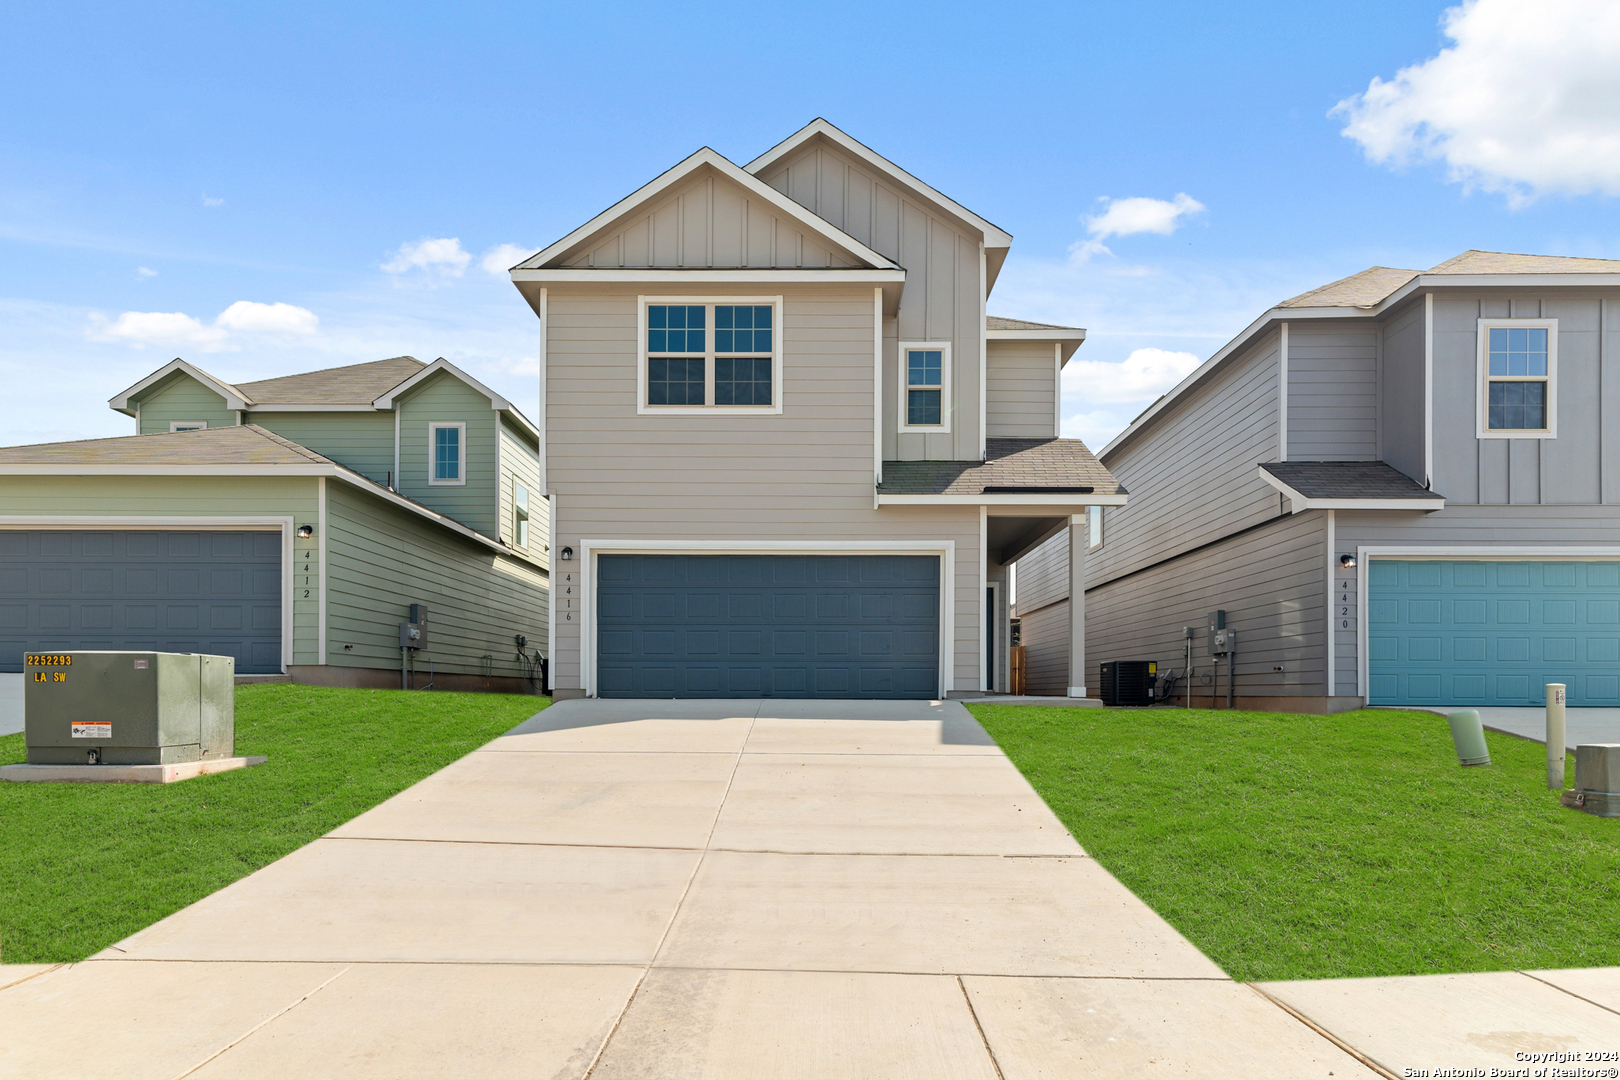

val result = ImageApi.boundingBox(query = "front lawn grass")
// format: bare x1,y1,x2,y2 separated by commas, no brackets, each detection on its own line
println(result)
969,705,1620,982
0,684,546,964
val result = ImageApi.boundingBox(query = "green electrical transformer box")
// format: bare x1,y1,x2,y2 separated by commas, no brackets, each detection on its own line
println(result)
24,651,235,766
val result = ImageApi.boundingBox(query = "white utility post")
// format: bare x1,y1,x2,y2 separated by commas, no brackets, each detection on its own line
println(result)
1068,515,1087,699
1547,683,1567,789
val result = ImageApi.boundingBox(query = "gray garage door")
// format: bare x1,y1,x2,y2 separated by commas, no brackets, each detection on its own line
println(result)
0,530,282,674
597,554,939,699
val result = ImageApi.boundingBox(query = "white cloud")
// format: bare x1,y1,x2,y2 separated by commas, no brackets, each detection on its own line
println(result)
1333,0,1620,204
136,266,157,278
480,243,534,277
382,237,472,276
1064,347,1201,406
87,300,319,351
214,300,319,336
202,195,224,208
88,311,229,350
1072,194,1205,260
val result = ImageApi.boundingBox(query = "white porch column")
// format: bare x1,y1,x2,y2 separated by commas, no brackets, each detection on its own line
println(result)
1068,514,1086,698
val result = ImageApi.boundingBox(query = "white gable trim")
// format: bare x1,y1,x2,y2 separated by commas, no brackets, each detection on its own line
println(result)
744,119,1014,250
109,358,251,416
516,147,896,273
371,357,540,439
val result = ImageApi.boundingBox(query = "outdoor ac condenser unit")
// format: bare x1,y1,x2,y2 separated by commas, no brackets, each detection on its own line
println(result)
24,651,235,766
1099,660,1156,706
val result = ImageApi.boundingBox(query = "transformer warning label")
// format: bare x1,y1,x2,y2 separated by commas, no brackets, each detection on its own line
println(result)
71,723,111,739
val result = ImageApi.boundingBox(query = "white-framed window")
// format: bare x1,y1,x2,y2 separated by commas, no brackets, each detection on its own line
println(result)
1477,319,1557,439
428,421,467,485
899,341,952,432
169,421,208,432
513,480,530,548
636,296,783,415
1087,505,1104,550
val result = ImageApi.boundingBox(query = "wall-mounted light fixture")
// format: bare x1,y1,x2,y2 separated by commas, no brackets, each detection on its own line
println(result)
559,546,574,561
297,525,315,540
1339,553,1357,569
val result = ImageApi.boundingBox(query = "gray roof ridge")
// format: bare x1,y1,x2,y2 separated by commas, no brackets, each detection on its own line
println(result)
235,355,424,391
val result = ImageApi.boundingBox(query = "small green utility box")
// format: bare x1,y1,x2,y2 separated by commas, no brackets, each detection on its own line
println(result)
24,651,235,766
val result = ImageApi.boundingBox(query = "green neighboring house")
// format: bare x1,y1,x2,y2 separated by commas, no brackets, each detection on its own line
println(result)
0,356,549,692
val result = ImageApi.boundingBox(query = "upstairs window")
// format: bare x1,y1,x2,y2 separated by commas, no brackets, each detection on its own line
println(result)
640,298,782,415
1477,319,1557,438
429,421,466,485
514,481,530,548
899,342,951,432
169,421,208,432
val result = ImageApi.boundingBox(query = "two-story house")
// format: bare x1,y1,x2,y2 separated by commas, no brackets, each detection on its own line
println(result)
510,119,1122,700
0,356,549,692
1022,250,1620,712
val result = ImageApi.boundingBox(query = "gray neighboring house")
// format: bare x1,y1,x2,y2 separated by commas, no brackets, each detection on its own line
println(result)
508,118,1121,700
1019,250,1620,712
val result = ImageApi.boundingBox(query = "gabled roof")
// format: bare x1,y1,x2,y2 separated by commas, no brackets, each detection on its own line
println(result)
514,146,897,273
0,423,328,466
108,358,250,417
1430,249,1620,274
878,438,1123,498
744,119,1014,251
1278,267,1420,310
238,356,425,407
370,357,539,440
0,426,524,558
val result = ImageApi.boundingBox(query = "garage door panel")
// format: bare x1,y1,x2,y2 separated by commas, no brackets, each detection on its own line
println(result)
0,530,282,674
1368,559,1620,706
597,554,939,699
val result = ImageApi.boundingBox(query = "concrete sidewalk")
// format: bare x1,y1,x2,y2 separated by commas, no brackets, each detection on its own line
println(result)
2,698,1615,1078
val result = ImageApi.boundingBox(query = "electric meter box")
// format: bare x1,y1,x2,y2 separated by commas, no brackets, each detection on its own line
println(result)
23,651,235,766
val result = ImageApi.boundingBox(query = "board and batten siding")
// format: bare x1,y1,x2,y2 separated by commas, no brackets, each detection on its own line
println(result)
397,372,500,536
1085,510,1328,698
324,481,548,675
249,411,396,486
544,282,982,693
1092,330,1282,584
1286,321,1378,460
1429,293,1620,507
560,168,861,271
757,142,984,463
986,340,1057,438
497,418,547,564
136,376,236,434
0,474,319,665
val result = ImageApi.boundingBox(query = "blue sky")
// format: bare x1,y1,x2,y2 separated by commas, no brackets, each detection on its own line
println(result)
4,0,1617,448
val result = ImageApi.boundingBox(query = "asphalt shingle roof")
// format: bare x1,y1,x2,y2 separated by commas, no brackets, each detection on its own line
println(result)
1277,250,1620,312
879,437,1122,496
0,424,335,467
985,316,1083,332
236,356,425,406
1260,461,1437,501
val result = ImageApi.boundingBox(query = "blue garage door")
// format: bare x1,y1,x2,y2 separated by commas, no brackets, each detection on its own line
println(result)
0,530,283,674
597,554,939,699
1367,560,1620,706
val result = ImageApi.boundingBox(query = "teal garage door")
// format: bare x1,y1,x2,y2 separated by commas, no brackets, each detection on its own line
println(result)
1367,560,1620,706
597,554,940,699
0,530,283,675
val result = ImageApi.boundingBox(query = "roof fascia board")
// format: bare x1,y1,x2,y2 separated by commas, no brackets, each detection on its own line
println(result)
987,328,1087,341
1254,466,1443,511
877,493,1128,507
743,120,1014,249
108,359,251,416
517,147,895,272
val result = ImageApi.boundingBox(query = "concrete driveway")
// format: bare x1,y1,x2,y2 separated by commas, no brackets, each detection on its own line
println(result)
6,698,1614,1077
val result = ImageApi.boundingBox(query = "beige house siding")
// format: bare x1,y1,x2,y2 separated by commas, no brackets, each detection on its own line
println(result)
544,281,982,693
758,142,984,463
986,340,1058,438
560,168,862,270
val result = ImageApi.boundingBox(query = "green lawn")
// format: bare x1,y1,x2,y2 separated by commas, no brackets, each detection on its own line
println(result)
0,684,546,964
969,704,1620,982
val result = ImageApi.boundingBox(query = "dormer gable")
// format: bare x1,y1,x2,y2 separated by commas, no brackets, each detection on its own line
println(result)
514,147,895,273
